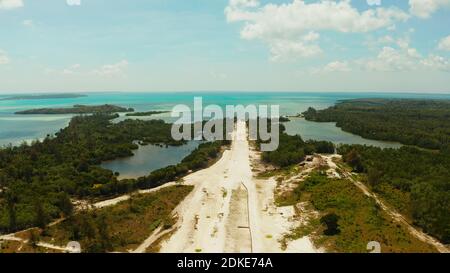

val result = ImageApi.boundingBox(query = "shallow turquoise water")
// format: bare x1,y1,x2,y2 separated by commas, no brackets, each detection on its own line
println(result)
2,91,449,146
1,91,447,177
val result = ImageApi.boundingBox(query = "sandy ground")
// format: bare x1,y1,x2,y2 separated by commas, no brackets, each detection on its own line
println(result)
158,120,319,253
91,182,179,209
0,122,316,253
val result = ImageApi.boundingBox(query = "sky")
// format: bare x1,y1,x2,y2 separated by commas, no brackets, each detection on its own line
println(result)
0,0,450,93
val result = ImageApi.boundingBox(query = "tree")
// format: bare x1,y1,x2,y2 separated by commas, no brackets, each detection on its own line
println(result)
367,168,382,187
344,149,364,173
79,212,96,239
34,200,49,229
28,230,40,249
128,193,139,213
320,213,341,236
96,215,113,252
57,193,74,218
6,193,17,231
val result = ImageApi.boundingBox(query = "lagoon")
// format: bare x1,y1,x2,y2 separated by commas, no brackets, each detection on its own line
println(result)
284,118,402,149
101,141,200,180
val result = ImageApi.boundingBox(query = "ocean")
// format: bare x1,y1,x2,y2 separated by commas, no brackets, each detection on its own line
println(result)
0,92,450,145
1,91,450,147
2,91,449,178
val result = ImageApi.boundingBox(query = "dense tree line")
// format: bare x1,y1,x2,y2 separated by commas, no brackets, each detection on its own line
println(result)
258,122,335,167
100,140,229,194
125,111,169,117
302,99,450,243
303,99,450,150
338,145,450,244
0,114,228,233
16,104,134,115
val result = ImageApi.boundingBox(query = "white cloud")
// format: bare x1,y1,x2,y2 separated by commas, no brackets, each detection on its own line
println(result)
0,50,10,65
0,0,23,10
67,0,81,6
269,31,322,62
387,24,396,31
438,35,450,51
46,62,129,77
226,0,409,33
378,35,395,44
229,0,259,8
210,71,228,79
62,64,81,75
226,0,409,61
358,39,450,72
324,61,351,72
22,19,34,28
421,54,450,71
363,45,421,71
367,0,381,6
93,60,129,77
409,0,450,18
313,61,351,74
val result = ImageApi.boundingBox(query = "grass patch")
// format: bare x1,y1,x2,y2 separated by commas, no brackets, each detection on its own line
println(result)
40,185,193,253
221,188,228,198
145,229,177,253
284,172,437,253
275,170,328,207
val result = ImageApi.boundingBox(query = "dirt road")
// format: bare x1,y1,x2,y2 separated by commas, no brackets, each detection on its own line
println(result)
322,154,449,253
158,120,319,253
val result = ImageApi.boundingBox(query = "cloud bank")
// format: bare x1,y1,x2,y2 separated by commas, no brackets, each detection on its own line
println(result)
225,0,409,61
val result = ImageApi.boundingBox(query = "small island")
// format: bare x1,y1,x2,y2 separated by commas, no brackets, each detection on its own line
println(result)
125,110,170,117
0,93,87,101
15,104,134,115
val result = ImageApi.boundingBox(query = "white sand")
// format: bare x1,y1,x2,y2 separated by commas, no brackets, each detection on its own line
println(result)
1,120,320,253
159,120,319,253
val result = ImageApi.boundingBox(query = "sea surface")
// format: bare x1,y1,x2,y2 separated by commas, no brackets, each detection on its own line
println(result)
1,92,449,176
2,91,450,146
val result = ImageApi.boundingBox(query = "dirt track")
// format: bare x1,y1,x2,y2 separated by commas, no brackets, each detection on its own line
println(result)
158,120,319,253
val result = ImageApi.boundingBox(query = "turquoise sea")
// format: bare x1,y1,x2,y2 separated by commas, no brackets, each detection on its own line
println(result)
1,92,450,147
1,92,450,177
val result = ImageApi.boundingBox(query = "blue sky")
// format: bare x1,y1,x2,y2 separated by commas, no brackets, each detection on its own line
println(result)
0,0,449,93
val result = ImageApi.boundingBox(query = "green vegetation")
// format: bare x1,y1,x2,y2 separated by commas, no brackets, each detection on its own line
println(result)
125,110,170,117
260,132,334,167
320,213,340,236
0,114,228,234
283,172,436,253
38,185,192,253
303,99,450,150
15,104,134,115
134,140,229,189
0,240,63,253
339,145,450,244
302,99,450,244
